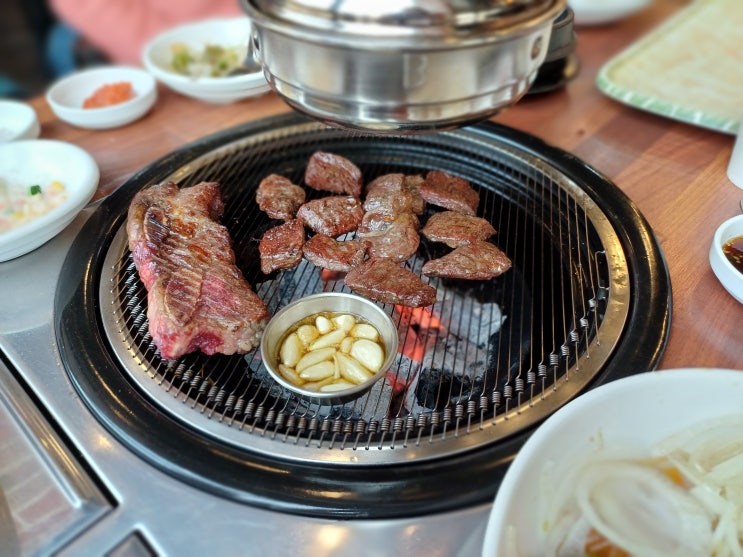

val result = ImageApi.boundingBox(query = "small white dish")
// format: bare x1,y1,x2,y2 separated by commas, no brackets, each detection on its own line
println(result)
710,213,743,304
0,139,99,261
142,17,270,104
570,0,651,26
46,66,157,129
0,100,40,142
482,368,743,557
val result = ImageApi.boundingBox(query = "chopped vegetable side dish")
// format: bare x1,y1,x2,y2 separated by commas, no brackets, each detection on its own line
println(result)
170,43,243,77
83,81,135,108
0,179,68,233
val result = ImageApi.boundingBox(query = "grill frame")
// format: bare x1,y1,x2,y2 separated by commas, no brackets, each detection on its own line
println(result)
55,113,671,518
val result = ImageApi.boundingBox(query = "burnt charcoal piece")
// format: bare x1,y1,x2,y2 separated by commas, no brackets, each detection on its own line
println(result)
127,181,269,359
419,170,479,215
357,212,420,262
259,218,306,274
296,195,364,237
255,174,306,221
303,234,366,272
420,211,496,248
344,258,437,307
422,241,512,280
304,151,363,198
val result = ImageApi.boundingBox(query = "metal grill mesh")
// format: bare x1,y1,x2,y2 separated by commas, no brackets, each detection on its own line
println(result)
100,121,627,465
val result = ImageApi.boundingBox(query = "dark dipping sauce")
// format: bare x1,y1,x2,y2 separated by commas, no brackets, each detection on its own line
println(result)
723,235,743,274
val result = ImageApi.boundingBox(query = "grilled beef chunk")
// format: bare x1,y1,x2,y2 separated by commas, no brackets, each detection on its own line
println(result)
259,218,306,274
345,258,437,307
303,234,367,272
304,151,363,198
363,173,425,218
421,241,512,280
127,181,269,360
419,170,479,215
256,174,306,221
296,195,364,237
420,211,497,248
357,212,420,262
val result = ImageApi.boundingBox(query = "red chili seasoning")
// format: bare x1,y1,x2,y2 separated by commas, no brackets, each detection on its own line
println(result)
722,235,743,274
83,81,135,109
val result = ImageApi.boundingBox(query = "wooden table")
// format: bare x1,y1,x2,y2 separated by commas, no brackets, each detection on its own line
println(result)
28,0,742,372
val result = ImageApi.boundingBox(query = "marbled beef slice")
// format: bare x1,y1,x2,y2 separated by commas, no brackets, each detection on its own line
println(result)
126,181,269,360
304,151,363,198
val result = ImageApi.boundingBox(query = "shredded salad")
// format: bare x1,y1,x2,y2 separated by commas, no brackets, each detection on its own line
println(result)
0,178,67,234
537,415,743,557
170,43,243,77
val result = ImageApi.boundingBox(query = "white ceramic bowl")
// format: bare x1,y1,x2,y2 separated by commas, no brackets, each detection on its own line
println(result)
0,139,99,261
261,292,399,404
570,0,651,26
46,66,157,129
482,368,743,557
142,17,270,103
0,100,40,142
710,214,743,304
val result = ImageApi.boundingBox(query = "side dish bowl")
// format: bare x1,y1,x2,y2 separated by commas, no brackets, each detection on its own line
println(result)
142,17,270,103
570,0,651,26
710,213,743,304
261,292,399,404
46,66,157,129
0,139,99,261
482,368,743,557
0,100,40,142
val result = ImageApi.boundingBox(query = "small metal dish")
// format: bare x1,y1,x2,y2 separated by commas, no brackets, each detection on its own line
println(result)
261,292,399,404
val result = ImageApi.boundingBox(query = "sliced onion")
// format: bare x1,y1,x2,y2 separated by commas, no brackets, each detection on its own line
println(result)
573,460,713,557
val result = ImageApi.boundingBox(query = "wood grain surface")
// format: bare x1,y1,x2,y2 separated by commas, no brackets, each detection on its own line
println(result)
28,0,742,371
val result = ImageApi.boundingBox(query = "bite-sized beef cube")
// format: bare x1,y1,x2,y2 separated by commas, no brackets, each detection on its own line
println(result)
357,212,420,262
256,174,306,221
344,258,437,308
303,234,367,272
126,181,269,359
421,241,511,280
304,151,363,198
296,195,364,237
419,170,479,215
420,211,497,248
363,173,424,218
259,218,306,274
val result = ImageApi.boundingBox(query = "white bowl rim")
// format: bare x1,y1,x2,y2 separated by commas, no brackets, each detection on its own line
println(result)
710,213,743,301
0,100,40,141
482,367,743,557
0,139,99,248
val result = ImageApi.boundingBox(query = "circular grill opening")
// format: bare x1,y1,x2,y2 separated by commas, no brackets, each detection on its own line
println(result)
56,114,670,518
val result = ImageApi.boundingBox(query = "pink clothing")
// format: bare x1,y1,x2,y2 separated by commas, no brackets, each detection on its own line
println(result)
49,0,243,65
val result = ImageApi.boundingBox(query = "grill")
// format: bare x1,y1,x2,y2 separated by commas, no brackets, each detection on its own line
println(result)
55,113,670,518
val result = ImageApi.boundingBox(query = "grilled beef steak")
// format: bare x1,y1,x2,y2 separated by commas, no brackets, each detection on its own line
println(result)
259,218,306,274
296,195,364,237
256,174,306,221
357,212,420,262
303,234,366,272
344,258,437,307
126,181,269,360
421,241,512,280
420,211,497,248
419,170,479,215
304,151,363,198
